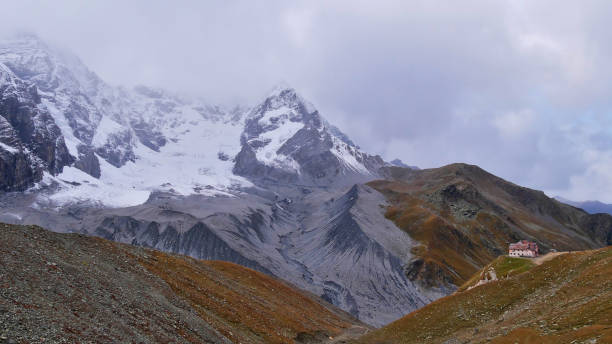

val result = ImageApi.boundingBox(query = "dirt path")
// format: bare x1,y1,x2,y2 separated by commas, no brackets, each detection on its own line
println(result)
532,251,567,265
325,325,370,343
321,252,569,343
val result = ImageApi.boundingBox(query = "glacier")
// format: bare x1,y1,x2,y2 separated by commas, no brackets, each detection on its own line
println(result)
0,33,444,327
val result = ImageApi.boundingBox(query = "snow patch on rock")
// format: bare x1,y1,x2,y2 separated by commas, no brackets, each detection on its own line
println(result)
330,136,370,175
253,119,304,170
92,116,125,147
0,142,18,154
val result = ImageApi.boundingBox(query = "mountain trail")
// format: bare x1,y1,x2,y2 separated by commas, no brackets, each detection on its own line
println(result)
324,325,370,343
532,251,568,265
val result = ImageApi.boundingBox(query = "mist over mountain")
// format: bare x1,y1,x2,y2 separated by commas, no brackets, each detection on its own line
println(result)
1,2,612,342
0,34,387,206
0,34,422,326
0,32,611,336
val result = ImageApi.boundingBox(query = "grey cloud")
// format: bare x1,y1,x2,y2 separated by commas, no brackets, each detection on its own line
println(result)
2,0,612,201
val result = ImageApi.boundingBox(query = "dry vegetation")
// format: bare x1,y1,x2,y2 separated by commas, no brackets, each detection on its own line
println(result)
353,246,612,344
378,190,500,286
458,256,535,292
138,251,357,344
0,223,360,343
368,163,611,288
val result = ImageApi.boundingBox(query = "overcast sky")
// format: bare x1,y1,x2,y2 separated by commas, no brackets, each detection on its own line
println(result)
2,0,612,202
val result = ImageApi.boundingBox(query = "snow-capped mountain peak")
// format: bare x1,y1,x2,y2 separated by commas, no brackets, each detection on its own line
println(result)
0,33,104,99
0,36,429,327
234,85,385,185
0,34,253,206
0,35,386,205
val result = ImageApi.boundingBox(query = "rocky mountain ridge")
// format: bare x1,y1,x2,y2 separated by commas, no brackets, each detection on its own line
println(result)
0,34,385,206
234,86,385,186
1,33,611,329
369,163,612,290
0,62,73,191
555,196,612,216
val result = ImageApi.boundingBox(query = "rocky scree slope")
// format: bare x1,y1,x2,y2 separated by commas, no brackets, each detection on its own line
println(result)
0,34,422,327
0,182,439,327
352,245,612,344
0,223,362,344
369,163,612,290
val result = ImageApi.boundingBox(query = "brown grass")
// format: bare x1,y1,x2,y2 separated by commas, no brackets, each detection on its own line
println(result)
137,251,355,344
368,165,600,289
458,256,535,291
371,184,503,286
353,246,612,344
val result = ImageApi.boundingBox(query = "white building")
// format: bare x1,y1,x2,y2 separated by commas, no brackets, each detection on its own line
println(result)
508,240,539,257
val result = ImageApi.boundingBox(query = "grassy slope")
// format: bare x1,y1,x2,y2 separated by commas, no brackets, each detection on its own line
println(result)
458,256,535,292
0,224,359,343
369,178,511,287
368,163,611,288
379,191,499,286
353,246,612,344
138,251,357,344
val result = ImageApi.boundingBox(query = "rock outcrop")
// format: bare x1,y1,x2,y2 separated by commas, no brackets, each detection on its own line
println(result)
0,62,72,191
234,87,385,187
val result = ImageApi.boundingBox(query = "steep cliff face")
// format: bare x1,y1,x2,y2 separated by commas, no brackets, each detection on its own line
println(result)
0,62,72,191
0,34,139,168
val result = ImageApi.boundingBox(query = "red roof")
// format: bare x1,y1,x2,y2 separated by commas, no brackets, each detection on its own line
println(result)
509,240,538,251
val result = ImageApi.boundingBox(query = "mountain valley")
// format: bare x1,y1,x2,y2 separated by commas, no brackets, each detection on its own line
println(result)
1,33,611,336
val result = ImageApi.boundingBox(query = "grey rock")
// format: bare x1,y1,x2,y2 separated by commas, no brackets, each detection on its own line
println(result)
130,118,166,152
73,144,100,178
389,158,419,170
234,87,386,187
0,63,73,191
0,182,445,327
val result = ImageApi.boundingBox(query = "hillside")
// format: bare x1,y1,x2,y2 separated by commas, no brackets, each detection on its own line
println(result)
368,163,612,289
2,34,611,328
458,255,536,292
353,246,612,343
0,223,364,343
0,34,410,326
